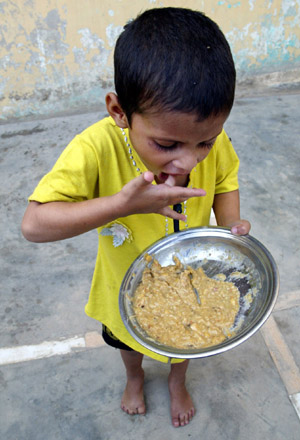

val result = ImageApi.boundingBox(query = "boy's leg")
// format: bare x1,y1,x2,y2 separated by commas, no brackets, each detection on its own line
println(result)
120,349,146,415
168,359,195,427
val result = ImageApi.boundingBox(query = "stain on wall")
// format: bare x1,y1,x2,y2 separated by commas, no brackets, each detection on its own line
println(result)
0,0,299,120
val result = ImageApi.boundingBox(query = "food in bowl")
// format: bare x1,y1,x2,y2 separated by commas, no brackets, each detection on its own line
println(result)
132,255,242,349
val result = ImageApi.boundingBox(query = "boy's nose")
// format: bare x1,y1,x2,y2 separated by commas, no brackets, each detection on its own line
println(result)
172,151,198,173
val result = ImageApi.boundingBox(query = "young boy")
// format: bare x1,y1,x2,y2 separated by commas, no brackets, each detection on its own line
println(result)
22,7,250,428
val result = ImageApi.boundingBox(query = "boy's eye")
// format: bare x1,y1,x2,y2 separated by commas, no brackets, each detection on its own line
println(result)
154,141,178,151
199,141,214,150
153,140,215,151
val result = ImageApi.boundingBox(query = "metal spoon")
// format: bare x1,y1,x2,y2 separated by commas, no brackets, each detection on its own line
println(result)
188,272,201,305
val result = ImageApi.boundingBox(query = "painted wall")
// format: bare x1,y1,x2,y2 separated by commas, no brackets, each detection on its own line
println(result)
1,0,299,120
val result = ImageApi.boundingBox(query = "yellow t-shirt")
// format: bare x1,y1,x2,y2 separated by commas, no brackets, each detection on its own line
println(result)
29,116,239,363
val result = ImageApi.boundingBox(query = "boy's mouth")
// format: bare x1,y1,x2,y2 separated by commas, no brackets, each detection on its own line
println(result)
157,171,189,182
157,172,169,183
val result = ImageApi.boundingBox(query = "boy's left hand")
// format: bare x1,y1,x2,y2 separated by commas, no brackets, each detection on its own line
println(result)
229,219,251,236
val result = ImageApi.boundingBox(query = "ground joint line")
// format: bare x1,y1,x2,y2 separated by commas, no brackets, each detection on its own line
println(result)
274,289,300,311
0,336,86,366
290,393,300,420
261,315,300,396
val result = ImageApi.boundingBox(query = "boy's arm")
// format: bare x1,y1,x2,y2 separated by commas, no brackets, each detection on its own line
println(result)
22,196,124,243
22,171,206,242
213,189,251,236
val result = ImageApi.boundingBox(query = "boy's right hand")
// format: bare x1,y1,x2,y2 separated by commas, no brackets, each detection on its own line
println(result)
118,171,206,221
22,171,205,242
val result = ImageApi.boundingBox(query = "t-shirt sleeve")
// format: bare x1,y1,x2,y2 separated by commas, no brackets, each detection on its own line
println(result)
214,130,239,194
29,135,100,203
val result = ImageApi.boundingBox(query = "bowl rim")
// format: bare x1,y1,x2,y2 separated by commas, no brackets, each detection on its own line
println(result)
119,226,280,359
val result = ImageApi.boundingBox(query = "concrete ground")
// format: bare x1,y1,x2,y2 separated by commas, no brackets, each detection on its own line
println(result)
0,91,300,440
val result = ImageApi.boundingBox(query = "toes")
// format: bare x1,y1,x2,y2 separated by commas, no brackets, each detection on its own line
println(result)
172,417,180,428
137,406,146,415
180,413,189,426
172,414,185,427
121,403,145,416
172,409,194,427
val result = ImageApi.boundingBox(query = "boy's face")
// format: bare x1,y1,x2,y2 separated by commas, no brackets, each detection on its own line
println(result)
128,111,228,186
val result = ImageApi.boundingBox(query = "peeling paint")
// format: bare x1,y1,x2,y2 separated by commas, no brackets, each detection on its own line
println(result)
78,28,104,50
105,23,123,48
249,0,255,11
225,0,300,74
0,0,299,120
218,1,241,7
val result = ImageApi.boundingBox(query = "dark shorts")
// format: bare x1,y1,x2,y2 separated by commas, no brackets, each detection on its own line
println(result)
102,324,133,351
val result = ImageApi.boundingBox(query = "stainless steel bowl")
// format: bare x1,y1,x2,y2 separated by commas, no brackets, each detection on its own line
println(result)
119,227,279,359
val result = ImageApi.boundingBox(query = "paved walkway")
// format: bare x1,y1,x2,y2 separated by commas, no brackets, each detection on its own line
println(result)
0,92,300,439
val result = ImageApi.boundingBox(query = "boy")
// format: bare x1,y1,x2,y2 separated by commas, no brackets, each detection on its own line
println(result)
22,8,250,428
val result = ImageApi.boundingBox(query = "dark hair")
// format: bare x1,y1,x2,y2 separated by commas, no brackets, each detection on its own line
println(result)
114,7,236,124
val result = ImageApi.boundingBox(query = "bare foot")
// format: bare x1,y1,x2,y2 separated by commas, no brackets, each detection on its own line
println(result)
168,379,195,427
121,369,146,415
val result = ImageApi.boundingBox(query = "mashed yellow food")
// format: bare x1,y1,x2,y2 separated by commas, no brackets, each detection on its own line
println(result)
133,256,240,349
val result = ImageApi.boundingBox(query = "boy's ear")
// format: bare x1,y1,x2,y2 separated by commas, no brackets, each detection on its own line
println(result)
105,93,129,128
